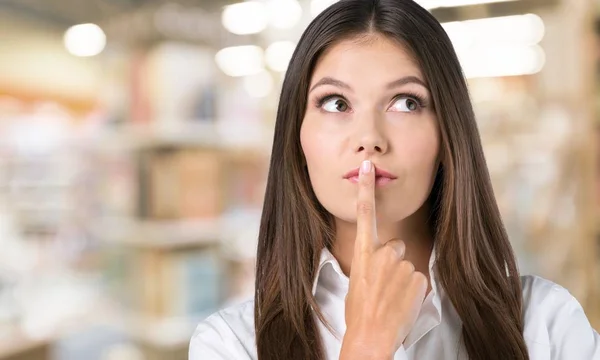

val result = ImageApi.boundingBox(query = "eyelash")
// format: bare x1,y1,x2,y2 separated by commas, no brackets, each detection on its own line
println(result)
314,91,429,112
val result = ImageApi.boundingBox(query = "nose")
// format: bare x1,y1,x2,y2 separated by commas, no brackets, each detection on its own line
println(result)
353,116,388,155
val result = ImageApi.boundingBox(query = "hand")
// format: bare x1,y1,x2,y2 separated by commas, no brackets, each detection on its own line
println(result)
339,160,428,360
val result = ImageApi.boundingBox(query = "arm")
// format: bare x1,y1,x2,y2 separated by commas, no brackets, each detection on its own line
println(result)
339,340,408,360
546,285,600,359
189,313,253,360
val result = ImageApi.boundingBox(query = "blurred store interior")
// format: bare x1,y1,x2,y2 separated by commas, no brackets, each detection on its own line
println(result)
0,0,599,359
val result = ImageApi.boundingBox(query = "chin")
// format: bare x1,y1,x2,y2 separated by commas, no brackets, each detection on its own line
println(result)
327,205,402,224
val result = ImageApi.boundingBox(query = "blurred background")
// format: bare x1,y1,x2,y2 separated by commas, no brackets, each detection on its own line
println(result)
0,0,598,359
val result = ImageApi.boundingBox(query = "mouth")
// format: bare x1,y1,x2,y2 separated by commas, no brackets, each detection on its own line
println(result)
343,165,397,186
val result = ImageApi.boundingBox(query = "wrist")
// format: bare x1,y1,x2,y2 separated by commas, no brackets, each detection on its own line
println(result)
340,348,392,360
340,330,394,360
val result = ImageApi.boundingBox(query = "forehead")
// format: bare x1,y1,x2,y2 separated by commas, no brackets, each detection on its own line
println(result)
311,35,424,85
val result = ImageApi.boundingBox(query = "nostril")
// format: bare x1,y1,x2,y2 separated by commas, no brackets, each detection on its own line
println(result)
356,145,383,152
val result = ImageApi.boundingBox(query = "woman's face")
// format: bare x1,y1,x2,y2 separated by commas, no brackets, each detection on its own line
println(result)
300,35,440,227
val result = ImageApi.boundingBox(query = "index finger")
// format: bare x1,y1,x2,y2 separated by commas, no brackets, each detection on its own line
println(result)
355,160,378,253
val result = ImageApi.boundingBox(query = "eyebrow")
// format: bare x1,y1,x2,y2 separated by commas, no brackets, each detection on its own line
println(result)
308,75,429,93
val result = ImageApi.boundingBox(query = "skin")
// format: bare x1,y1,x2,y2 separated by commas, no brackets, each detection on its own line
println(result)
299,34,441,358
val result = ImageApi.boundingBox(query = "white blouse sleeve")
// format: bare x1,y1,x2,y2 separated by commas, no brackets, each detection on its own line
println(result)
189,313,253,360
522,275,600,360
546,285,600,359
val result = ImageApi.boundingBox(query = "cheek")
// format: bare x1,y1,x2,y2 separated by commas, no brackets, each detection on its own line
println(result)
300,123,318,165
300,119,347,212
300,119,342,171
403,134,439,168
396,123,440,213
397,118,440,169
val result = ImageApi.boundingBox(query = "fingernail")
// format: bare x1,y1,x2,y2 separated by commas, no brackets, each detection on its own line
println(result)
360,160,372,174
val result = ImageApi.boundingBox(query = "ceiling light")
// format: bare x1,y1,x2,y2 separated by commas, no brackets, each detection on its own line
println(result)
265,41,296,72
64,23,106,57
417,0,519,10
215,46,264,77
443,14,545,46
267,0,302,29
310,0,339,17
222,1,268,35
460,44,546,79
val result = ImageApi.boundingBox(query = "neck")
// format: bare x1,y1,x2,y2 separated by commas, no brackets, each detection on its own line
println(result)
331,204,434,284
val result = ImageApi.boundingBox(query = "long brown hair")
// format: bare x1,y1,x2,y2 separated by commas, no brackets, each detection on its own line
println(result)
254,0,529,359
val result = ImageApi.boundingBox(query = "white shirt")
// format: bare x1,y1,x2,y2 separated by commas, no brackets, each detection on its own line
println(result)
189,248,600,359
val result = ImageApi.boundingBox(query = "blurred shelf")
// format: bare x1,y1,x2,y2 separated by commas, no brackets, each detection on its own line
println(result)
431,0,561,23
11,203,72,211
4,180,71,188
0,295,112,360
90,121,273,156
0,328,51,359
66,298,209,349
95,218,232,250
115,312,206,349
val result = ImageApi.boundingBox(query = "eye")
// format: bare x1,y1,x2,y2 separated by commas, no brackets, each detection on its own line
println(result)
321,96,350,113
389,97,422,112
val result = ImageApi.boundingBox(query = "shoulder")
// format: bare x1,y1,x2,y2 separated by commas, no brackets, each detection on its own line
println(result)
189,298,257,360
520,275,586,321
519,275,599,359
520,275,572,310
520,275,578,337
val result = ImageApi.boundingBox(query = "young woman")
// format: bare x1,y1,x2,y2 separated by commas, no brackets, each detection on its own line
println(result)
189,0,600,359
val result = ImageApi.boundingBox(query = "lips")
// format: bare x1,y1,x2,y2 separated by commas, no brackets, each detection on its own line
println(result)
343,165,397,186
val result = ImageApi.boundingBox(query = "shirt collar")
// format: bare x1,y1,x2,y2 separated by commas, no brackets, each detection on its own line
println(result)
311,247,346,296
311,246,444,329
